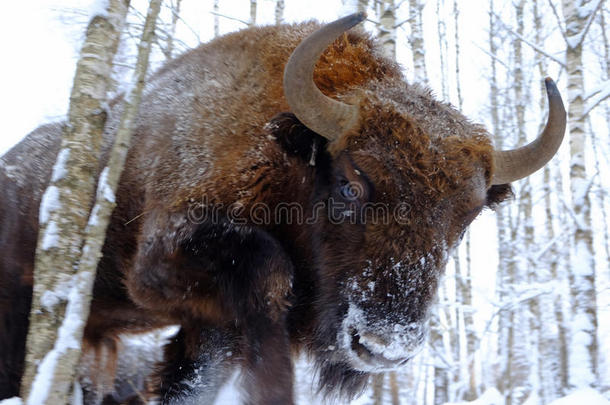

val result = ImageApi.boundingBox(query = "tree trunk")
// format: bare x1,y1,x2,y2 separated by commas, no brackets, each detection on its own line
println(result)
249,0,257,27
561,0,599,390
372,373,384,405
214,0,219,37
20,1,130,402
379,0,397,59
165,0,182,59
408,0,427,84
69,0,162,399
275,0,285,25
510,2,533,403
452,0,463,108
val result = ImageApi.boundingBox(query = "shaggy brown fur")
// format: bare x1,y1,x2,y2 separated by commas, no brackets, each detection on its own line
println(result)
0,20,513,404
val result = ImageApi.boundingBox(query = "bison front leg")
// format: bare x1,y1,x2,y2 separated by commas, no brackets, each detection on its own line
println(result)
126,212,294,404
155,324,239,404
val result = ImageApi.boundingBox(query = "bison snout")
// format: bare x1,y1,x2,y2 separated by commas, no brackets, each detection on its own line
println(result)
340,304,427,371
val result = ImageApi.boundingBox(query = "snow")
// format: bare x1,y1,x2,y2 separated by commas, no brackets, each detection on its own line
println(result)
212,372,242,405
39,185,60,225
548,388,610,405
0,398,23,405
87,0,109,19
442,387,503,405
98,167,115,203
40,276,73,311
584,79,610,116
71,381,83,405
87,204,101,227
50,148,70,183
27,273,89,405
41,220,60,250
338,302,425,371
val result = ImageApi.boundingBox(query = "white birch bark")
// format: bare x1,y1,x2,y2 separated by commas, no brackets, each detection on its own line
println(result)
452,0,463,108
20,1,129,403
510,2,534,403
561,0,599,390
409,0,427,84
379,0,397,59
214,0,220,37
165,0,182,59
487,1,515,399
275,0,285,25
65,0,162,400
534,1,564,400
249,0,257,27
341,0,369,14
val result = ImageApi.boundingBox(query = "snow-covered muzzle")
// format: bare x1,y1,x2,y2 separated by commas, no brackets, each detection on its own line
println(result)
337,302,428,372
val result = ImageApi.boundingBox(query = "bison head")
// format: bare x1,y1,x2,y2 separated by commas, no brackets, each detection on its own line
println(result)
282,13,565,390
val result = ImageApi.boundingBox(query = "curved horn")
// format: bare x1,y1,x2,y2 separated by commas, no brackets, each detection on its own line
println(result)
283,13,366,141
491,78,566,185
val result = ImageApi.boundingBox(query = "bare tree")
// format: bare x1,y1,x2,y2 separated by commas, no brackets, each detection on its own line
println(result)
164,0,182,59
379,0,397,59
214,0,220,36
561,0,600,390
408,0,427,83
533,0,566,400
70,0,162,398
275,0,285,25
20,0,130,402
249,0,257,27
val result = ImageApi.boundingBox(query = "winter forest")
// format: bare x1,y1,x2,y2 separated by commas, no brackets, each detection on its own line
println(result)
0,0,609,404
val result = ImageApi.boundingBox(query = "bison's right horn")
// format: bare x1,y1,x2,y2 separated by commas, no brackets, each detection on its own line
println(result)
283,13,366,141
491,78,566,185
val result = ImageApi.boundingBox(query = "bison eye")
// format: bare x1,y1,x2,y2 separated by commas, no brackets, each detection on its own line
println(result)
340,180,361,201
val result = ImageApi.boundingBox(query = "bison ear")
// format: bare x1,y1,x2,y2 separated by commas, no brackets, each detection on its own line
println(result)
485,183,514,209
268,112,328,165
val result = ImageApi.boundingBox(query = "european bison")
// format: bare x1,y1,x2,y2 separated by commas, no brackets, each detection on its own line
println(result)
0,12,565,404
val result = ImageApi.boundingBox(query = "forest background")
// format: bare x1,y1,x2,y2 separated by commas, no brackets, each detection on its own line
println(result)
1,0,609,404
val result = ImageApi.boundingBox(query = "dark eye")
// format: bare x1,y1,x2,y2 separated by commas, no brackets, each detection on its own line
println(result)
340,181,361,201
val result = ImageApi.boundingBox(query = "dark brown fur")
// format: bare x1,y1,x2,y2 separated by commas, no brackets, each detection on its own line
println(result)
0,21,512,403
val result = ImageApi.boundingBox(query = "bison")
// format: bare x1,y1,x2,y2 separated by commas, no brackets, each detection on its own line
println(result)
0,12,565,405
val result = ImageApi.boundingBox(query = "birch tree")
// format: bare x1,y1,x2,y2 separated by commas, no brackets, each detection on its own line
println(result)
408,0,427,84
487,1,516,400
20,1,129,402
379,0,397,59
164,0,182,59
214,0,219,37
275,0,284,25
68,0,162,399
533,0,566,400
249,0,257,27
561,0,601,390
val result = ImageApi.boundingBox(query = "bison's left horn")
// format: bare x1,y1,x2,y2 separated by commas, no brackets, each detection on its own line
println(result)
283,13,366,141
491,78,566,185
